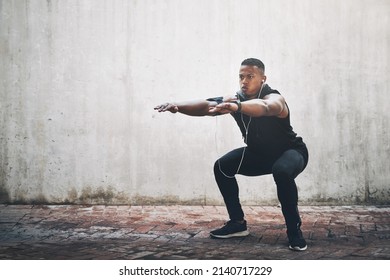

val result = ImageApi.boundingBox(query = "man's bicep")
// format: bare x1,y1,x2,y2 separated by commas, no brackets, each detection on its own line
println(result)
264,94,287,116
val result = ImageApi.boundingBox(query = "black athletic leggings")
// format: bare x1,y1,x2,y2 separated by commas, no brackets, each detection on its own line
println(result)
214,147,308,230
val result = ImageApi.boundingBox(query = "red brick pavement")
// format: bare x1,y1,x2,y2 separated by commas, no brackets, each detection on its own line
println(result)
0,204,389,260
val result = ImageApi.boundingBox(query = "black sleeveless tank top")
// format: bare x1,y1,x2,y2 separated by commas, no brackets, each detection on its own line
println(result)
232,84,308,163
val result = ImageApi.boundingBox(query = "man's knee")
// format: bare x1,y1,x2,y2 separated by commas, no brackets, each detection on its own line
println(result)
214,158,236,178
272,153,304,181
272,162,292,181
213,159,220,174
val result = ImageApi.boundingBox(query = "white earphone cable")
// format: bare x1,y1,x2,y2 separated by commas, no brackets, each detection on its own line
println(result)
218,83,265,179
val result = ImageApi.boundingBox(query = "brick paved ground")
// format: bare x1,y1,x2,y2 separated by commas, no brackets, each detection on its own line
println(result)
0,204,389,260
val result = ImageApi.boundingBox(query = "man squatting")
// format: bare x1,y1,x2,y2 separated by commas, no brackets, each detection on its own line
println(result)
154,58,308,251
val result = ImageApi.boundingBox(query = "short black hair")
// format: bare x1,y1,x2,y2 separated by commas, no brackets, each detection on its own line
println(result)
241,58,265,72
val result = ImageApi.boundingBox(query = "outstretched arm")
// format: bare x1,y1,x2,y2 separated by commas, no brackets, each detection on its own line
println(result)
209,93,289,118
154,95,236,117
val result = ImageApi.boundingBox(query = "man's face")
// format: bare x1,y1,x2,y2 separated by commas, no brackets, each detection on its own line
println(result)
239,65,266,98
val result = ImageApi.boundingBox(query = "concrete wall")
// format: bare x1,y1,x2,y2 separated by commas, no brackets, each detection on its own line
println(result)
1,0,389,205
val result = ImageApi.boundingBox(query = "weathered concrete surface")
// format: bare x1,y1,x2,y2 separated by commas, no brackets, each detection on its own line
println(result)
1,0,389,204
0,204,389,260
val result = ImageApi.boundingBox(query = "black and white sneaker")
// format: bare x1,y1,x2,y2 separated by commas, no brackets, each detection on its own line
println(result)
210,220,249,239
288,229,307,251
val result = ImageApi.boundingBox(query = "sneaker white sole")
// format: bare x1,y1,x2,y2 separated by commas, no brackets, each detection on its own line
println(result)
289,245,307,251
210,230,249,239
